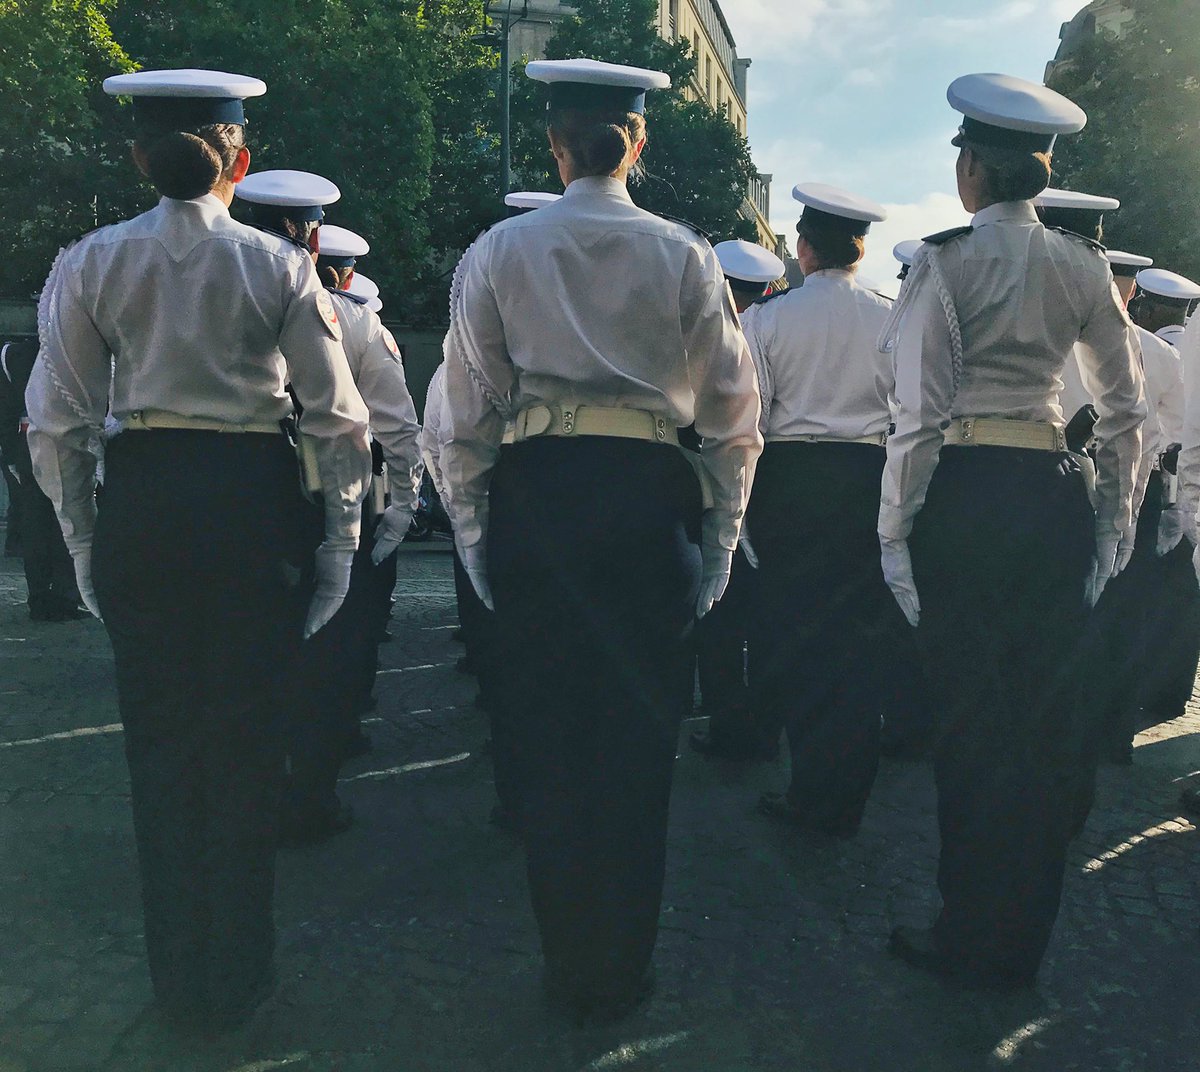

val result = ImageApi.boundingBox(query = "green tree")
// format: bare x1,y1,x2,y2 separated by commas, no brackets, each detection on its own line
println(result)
0,0,137,298
1046,0,1200,279
107,0,436,320
508,0,759,242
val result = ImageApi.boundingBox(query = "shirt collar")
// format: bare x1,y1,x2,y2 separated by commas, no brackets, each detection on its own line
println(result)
159,192,231,219
802,268,856,283
972,200,1039,228
561,175,634,205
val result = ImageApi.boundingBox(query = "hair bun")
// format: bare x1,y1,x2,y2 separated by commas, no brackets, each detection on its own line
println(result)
144,130,223,200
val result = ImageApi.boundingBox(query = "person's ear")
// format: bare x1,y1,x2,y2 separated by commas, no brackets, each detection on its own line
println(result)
230,146,251,184
131,144,150,178
628,136,647,165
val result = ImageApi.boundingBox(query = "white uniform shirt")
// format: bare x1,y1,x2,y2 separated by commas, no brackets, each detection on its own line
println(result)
420,361,449,499
743,269,893,439
441,175,763,557
881,199,1145,543
1157,324,1187,349
26,194,371,548
329,290,422,512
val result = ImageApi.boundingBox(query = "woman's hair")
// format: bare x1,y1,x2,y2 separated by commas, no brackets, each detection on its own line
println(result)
796,217,865,271
547,107,646,178
135,123,246,200
250,207,319,249
316,261,354,290
967,142,1053,204
1037,206,1104,243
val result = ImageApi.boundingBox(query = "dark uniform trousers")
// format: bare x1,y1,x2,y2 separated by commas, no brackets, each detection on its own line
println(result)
288,501,394,819
748,442,896,830
15,430,78,613
695,544,760,744
486,437,702,1002
92,430,304,1022
910,446,1094,979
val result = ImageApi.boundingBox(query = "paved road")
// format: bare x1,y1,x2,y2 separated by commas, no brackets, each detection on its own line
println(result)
0,544,1197,1072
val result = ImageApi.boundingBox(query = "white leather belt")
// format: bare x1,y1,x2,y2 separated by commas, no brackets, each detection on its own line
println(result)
766,432,887,446
124,409,282,435
943,417,1067,452
502,404,679,446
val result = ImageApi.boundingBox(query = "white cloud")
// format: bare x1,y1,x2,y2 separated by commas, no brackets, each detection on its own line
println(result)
718,0,893,61
856,192,972,298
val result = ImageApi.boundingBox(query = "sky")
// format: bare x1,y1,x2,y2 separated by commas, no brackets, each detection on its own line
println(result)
719,0,1091,294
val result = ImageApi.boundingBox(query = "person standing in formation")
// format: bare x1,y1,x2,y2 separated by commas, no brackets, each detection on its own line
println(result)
689,238,784,762
25,71,372,1032
441,58,762,1022
743,183,897,837
879,72,1144,990
233,172,423,843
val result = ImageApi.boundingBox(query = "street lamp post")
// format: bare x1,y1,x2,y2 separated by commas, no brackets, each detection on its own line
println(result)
473,0,528,197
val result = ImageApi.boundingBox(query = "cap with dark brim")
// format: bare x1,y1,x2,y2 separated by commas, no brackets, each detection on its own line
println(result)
793,183,887,238
1136,267,1200,304
947,73,1086,155
527,58,670,115
235,170,341,224
104,69,266,132
1107,250,1153,278
714,240,786,286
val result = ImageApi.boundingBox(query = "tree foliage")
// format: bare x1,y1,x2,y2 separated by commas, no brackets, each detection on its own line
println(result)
107,0,437,319
509,0,758,242
1046,0,1200,279
0,0,137,298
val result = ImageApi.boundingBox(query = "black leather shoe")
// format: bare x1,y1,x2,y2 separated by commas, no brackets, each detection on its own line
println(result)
689,728,775,761
888,926,1035,992
455,654,477,675
757,792,859,839
451,627,466,644
342,731,373,760
1180,784,1200,816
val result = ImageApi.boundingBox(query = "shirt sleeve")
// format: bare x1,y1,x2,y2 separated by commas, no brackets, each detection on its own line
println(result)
441,240,513,552
1176,319,1200,544
1076,283,1146,542
356,319,423,513
420,362,448,498
741,304,774,437
25,247,110,553
279,256,373,548
878,251,954,542
680,244,764,554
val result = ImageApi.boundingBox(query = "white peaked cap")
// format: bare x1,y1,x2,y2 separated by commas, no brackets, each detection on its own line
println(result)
1106,250,1153,269
319,225,370,259
348,273,380,301
892,239,922,266
792,182,887,224
525,58,670,91
1136,268,1200,301
103,69,267,98
713,240,785,284
504,191,563,209
1034,188,1120,211
235,170,340,208
948,73,1086,136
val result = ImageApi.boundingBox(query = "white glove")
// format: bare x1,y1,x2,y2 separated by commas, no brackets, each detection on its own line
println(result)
738,526,759,570
305,543,355,639
880,535,920,628
69,544,102,620
460,542,494,611
1157,508,1185,558
697,548,733,619
4,463,19,486
371,504,412,566
1088,536,1120,607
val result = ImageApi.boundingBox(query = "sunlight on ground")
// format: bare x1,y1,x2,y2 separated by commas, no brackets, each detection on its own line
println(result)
991,1017,1056,1064
1081,817,1195,873
341,752,472,782
581,1031,691,1070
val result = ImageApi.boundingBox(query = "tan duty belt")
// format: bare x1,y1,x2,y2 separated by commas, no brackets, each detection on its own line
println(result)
943,417,1068,452
766,432,887,446
502,404,680,446
124,409,283,436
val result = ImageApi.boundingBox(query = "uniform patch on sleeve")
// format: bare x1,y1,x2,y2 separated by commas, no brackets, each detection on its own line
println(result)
315,289,343,342
381,328,401,358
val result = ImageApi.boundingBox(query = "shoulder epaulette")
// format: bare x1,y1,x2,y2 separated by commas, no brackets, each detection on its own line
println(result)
1048,226,1106,254
249,223,310,253
661,215,712,243
922,226,973,246
328,288,369,307
752,287,791,306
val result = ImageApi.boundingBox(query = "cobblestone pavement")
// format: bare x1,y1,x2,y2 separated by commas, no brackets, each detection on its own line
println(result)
0,542,1197,1072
